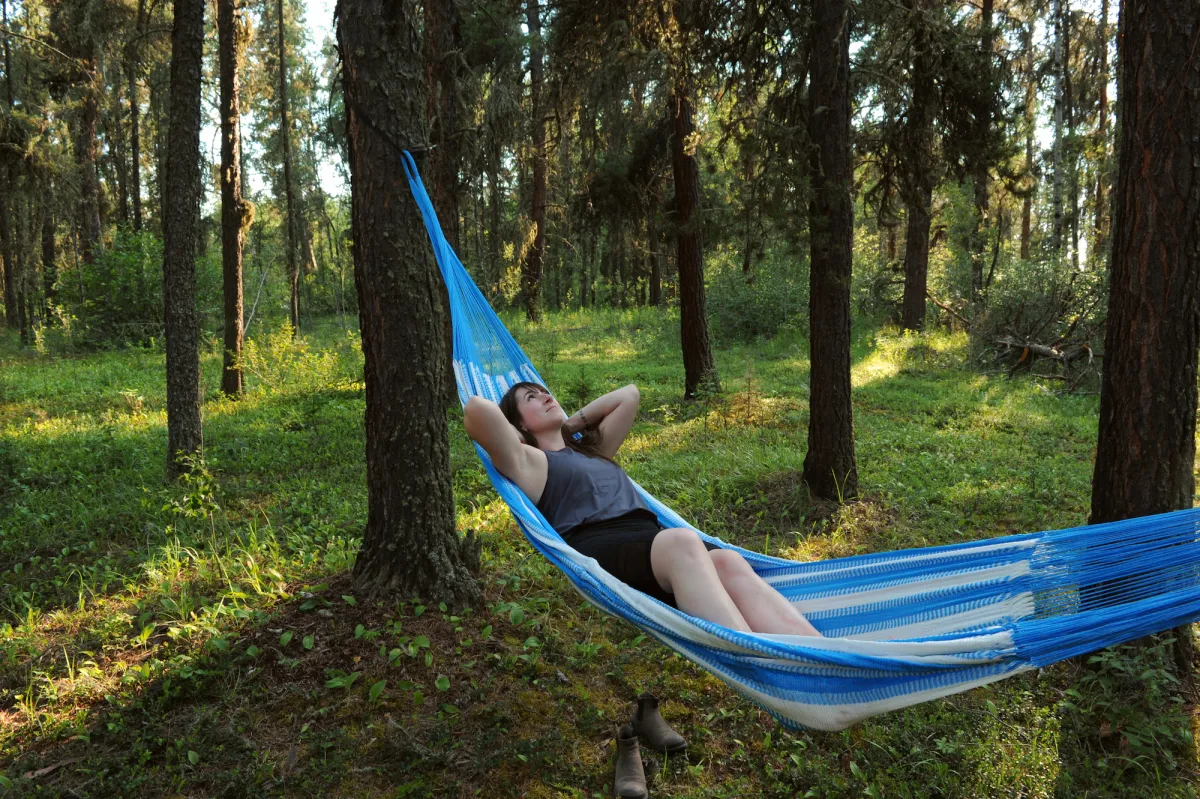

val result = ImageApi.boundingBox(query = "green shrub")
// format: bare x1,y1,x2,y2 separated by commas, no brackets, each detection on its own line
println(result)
706,246,808,344
55,230,222,349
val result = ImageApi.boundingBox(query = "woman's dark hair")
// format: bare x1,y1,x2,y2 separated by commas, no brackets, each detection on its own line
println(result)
499,381,614,462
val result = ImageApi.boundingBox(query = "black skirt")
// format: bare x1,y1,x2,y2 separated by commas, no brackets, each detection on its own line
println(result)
563,508,720,608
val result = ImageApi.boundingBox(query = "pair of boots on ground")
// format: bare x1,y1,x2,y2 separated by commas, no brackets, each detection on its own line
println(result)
614,692,686,799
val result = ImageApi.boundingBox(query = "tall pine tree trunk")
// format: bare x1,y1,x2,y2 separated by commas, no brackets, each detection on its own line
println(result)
902,189,931,332
669,85,717,398
0,169,15,328
425,0,462,251
970,0,993,301
77,61,102,265
1065,4,1080,271
42,174,56,317
162,0,205,476
900,0,934,332
648,210,661,307
1021,18,1035,261
803,0,858,500
1089,0,1200,670
425,0,463,405
338,0,480,606
128,0,147,232
110,61,130,227
0,0,11,328
277,0,300,334
219,0,246,396
487,135,501,296
1091,0,1200,522
1093,0,1110,259
1051,0,1066,254
521,0,546,322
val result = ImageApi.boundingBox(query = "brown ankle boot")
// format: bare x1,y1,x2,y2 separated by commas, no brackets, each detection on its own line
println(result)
631,692,687,753
614,723,648,799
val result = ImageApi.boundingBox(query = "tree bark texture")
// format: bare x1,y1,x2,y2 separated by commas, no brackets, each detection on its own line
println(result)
803,0,858,501
110,62,131,227
42,175,56,315
277,0,300,333
903,187,932,332
0,168,15,328
969,0,993,300
162,0,205,476
424,0,462,252
669,87,717,398
1090,0,1199,674
0,0,10,328
1093,0,1110,256
425,0,467,404
900,0,935,332
648,212,661,307
338,0,480,606
219,0,246,396
128,0,147,232
1051,0,1066,253
77,67,102,265
521,0,546,322
1090,0,1200,524
1021,18,1035,261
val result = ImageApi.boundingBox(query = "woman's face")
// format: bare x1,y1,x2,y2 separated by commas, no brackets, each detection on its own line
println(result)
516,385,562,437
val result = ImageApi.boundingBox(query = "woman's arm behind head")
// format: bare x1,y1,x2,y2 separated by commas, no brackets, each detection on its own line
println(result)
464,396,530,482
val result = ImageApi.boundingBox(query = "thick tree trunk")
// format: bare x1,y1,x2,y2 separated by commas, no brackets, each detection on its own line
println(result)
1089,0,1200,670
803,0,858,501
521,0,546,322
339,0,481,606
219,0,245,396
670,86,718,399
277,0,300,334
162,0,205,476
902,189,931,332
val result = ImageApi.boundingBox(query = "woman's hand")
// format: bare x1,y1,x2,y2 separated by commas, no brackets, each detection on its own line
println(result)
569,384,639,456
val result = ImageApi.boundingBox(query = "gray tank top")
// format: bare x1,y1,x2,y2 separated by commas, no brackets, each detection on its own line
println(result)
535,447,653,535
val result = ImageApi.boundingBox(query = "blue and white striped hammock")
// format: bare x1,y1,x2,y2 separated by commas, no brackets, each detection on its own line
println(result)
399,151,1200,731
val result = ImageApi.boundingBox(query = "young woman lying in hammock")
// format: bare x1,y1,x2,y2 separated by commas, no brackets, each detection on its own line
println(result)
464,382,820,636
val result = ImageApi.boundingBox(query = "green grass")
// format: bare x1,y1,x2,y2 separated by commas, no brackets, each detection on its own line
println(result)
0,310,1195,797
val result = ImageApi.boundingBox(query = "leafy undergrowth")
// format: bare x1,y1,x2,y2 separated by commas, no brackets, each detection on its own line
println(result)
1,311,1197,797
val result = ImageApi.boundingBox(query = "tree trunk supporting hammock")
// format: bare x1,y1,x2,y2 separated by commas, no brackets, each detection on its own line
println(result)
398,151,1200,731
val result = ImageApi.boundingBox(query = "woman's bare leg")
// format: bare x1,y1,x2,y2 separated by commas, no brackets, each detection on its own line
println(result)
650,528,751,631
709,550,822,636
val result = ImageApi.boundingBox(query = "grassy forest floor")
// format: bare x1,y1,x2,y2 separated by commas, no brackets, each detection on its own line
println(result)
1,309,1197,798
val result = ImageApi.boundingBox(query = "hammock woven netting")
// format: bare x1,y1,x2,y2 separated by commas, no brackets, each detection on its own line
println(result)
399,151,1200,731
